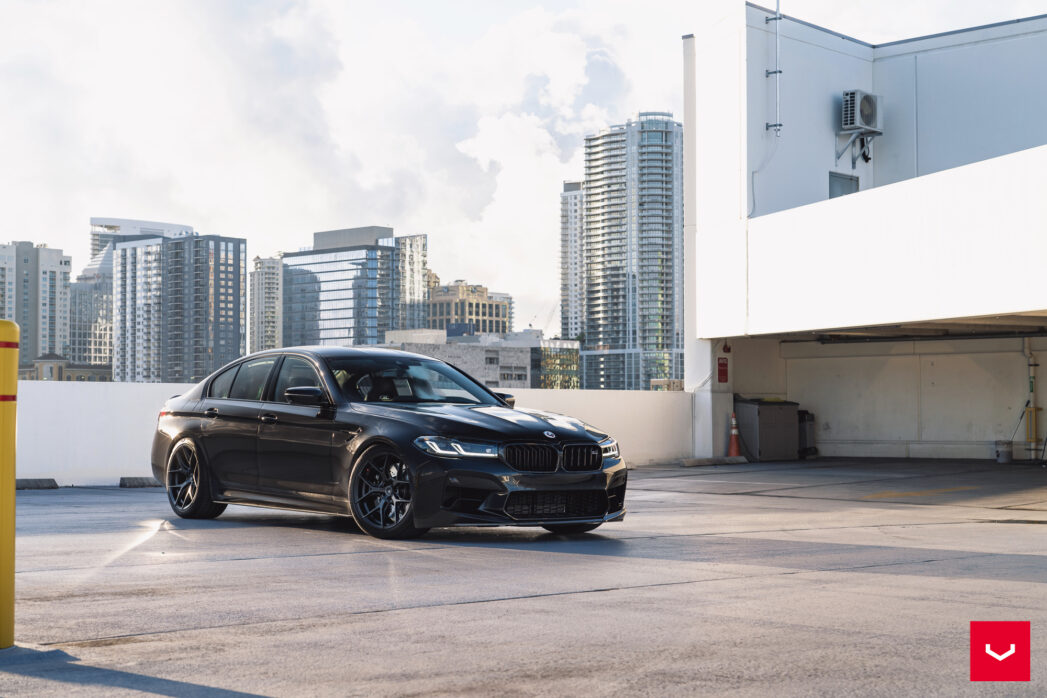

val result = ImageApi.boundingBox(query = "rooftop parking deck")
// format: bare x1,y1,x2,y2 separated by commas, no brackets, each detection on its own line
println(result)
2,459,1046,695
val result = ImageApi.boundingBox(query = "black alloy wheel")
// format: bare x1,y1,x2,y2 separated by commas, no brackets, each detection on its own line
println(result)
542,523,602,535
349,445,428,539
165,438,226,519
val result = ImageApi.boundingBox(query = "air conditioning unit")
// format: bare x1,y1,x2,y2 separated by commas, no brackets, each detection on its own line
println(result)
841,90,882,133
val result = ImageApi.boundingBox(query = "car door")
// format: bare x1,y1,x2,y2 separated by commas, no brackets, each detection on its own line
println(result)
198,356,278,492
257,355,340,499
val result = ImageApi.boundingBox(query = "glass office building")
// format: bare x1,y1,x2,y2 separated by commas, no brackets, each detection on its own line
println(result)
282,231,429,347
70,243,115,367
580,112,684,390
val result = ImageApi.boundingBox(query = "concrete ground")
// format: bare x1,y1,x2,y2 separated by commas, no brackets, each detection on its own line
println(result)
2,458,1046,697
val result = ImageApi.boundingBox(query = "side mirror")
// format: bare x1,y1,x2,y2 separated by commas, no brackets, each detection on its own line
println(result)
495,392,515,408
285,386,326,406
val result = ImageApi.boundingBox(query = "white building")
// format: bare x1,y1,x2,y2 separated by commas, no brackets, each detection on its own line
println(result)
684,3,1047,460
559,180,585,341
249,256,282,354
90,217,195,258
0,241,71,365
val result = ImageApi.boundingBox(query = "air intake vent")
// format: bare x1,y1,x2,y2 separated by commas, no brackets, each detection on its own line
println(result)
504,490,607,519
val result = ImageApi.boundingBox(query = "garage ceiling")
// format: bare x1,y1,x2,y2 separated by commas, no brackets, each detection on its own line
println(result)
762,311,1047,343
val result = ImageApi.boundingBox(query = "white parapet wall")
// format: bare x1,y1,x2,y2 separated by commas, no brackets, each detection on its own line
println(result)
14,382,693,486
510,388,694,467
16,381,194,486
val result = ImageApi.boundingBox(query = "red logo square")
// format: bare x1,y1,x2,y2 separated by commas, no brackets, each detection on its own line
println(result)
970,621,1030,682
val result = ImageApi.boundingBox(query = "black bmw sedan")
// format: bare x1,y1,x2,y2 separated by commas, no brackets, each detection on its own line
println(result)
151,346,626,539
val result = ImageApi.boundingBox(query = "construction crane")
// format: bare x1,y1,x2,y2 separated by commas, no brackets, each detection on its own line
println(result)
528,302,559,336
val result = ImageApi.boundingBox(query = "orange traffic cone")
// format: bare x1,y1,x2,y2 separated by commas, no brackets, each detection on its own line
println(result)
728,412,741,457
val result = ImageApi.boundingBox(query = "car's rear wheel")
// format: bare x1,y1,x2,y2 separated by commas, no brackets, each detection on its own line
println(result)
542,523,602,535
166,438,226,519
349,445,429,540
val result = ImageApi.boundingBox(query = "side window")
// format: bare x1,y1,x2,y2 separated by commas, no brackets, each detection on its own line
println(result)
228,357,277,401
273,356,322,403
209,364,239,399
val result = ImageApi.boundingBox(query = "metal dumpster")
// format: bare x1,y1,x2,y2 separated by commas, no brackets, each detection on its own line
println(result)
733,396,799,462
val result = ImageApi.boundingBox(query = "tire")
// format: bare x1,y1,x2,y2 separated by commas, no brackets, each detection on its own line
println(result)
165,438,227,519
348,445,429,540
542,523,602,535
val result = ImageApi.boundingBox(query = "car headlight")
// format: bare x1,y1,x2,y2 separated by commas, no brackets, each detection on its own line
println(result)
413,436,499,459
600,439,620,459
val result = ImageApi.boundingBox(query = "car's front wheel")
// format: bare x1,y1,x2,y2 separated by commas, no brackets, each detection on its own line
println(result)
542,523,602,535
348,445,429,540
165,438,226,519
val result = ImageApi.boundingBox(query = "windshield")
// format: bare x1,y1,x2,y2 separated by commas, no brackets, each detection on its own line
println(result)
325,356,499,406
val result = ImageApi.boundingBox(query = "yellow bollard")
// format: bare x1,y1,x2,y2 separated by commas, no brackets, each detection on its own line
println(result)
0,320,18,649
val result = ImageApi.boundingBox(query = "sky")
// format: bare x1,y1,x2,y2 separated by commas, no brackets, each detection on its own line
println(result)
3,0,1047,336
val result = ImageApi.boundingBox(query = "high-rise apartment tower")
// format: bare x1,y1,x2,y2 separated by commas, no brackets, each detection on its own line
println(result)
113,230,246,382
0,241,71,365
580,112,684,390
249,256,283,353
559,181,585,341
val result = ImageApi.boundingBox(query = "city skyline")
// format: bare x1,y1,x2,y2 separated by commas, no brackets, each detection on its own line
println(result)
5,1,1045,337
2,217,520,371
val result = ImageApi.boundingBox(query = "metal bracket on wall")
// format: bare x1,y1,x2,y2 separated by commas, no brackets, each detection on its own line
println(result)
835,131,879,170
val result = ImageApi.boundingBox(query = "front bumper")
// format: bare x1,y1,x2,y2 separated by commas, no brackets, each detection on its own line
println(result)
410,453,628,528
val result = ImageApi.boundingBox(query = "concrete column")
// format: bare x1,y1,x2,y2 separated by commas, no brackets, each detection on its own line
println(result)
684,34,726,457
683,6,749,457
683,34,700,395
683,34,734,458
692,340,734,458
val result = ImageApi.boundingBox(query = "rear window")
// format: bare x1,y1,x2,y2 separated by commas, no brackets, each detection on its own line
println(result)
229,357,277,401
209,364,239,399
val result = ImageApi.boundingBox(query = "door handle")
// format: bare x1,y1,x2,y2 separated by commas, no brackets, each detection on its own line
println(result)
259,413,278,424
204,408,219,418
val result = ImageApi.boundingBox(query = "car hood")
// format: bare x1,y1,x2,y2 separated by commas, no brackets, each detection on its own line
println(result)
347,403,609,442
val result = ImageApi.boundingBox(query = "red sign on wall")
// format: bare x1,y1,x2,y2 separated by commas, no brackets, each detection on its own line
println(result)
717,357,729,383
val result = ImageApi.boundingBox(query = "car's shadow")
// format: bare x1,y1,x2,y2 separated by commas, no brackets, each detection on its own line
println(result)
161,507,618,545
157,506,1047,585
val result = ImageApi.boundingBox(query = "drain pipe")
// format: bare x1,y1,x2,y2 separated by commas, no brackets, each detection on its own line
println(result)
1024,338,1040,460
